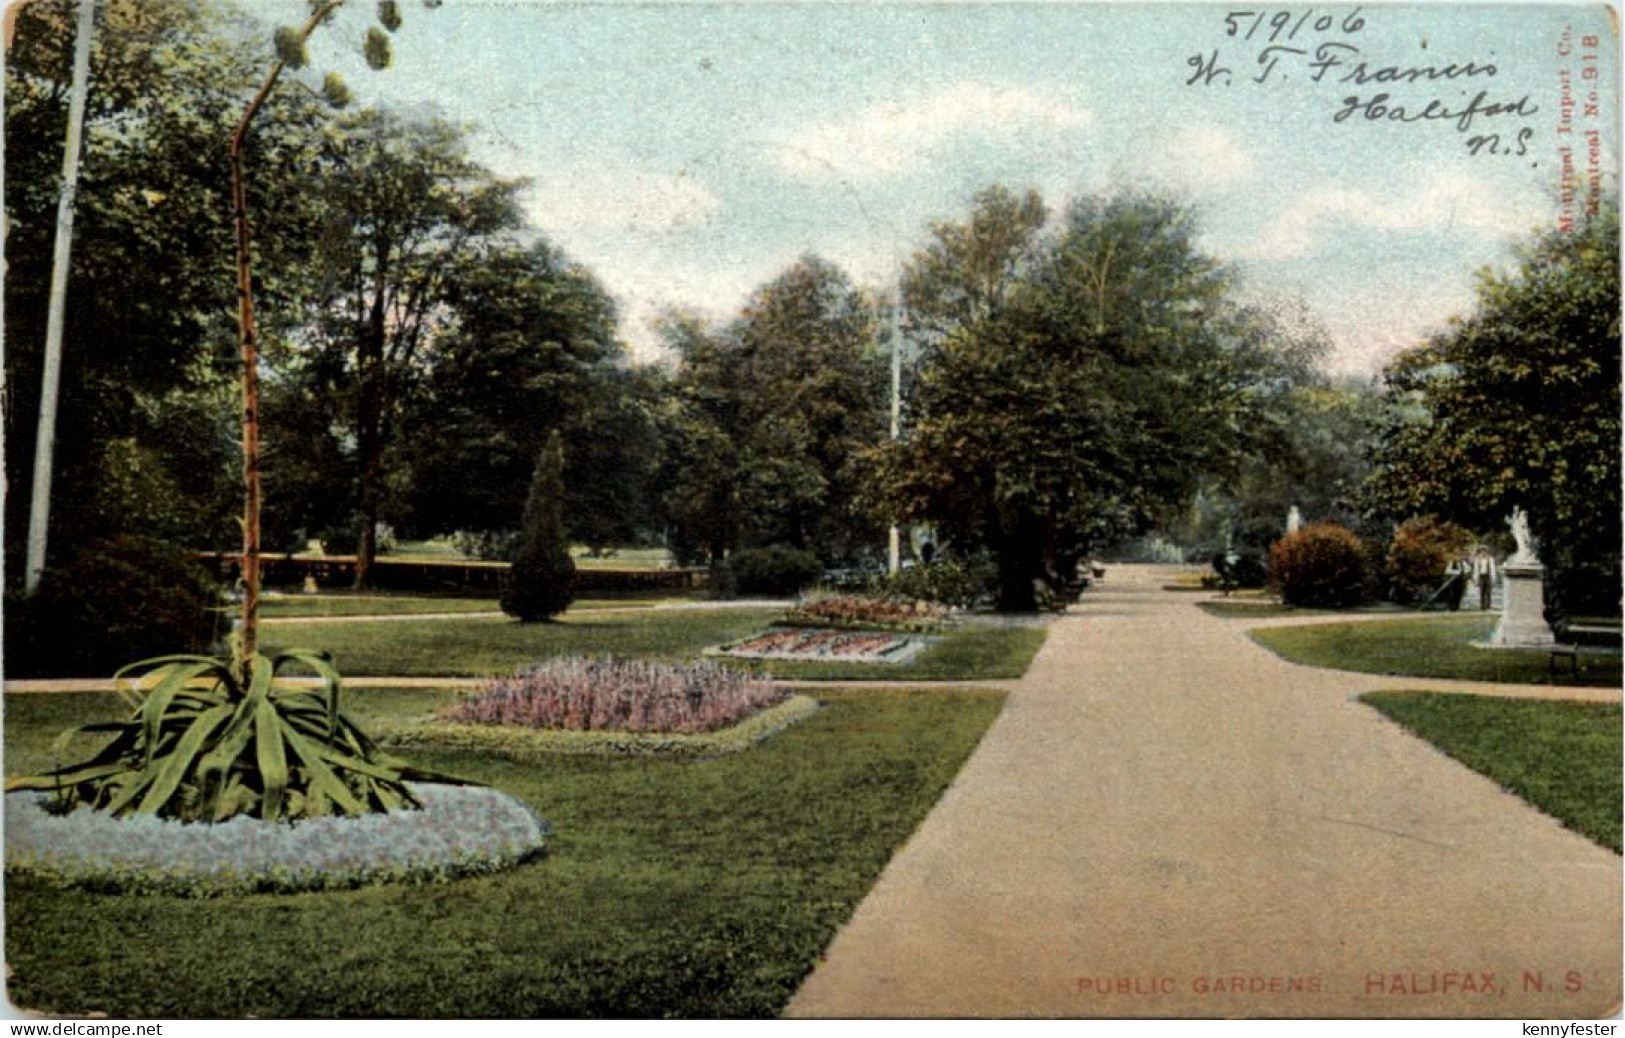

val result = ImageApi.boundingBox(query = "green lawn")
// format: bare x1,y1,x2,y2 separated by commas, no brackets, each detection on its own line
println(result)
384,541,678,570
740,624,1049,682
259,595,499,618
264,608,784,677
261,609,1048,682
1197,600,1331,619
1250,615,1622,687
1360,691,1622,853
5,686,1005,1017
571,547,676,571
258,592,699,619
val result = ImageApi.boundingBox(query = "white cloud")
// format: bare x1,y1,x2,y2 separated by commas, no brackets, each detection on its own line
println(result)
774,82,1091,181
1241,168,1543,260
1150,126,1254,193
526,168,722,237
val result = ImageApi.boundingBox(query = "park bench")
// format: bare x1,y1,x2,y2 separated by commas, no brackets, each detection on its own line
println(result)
1547,616,1623,676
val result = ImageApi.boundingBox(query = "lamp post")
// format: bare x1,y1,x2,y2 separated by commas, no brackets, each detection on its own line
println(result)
888,294,902,575
24,0,96,594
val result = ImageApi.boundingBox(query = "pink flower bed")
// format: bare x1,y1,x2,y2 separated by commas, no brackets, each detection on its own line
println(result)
721,627,917,661
443,657,787,734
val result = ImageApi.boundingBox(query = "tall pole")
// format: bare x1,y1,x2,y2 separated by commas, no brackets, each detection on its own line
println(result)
228,0,345,683
24,0,97,594
887,295,902,575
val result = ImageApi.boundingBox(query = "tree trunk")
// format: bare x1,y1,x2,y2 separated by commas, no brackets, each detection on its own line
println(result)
993,510,1045,612
353,252,389,589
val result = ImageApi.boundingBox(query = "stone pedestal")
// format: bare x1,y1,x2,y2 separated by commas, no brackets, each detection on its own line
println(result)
1490,562,1556,648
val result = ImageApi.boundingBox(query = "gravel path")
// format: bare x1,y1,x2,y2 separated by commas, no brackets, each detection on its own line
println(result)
785,563,1621,1018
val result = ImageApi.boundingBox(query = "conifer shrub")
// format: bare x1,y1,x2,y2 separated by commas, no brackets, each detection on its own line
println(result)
1268,523,1368,608
501,432,576,622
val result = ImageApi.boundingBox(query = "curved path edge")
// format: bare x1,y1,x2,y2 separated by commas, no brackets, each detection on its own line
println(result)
785,564,1622,1019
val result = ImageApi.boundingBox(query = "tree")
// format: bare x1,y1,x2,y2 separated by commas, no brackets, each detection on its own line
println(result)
397,239,625,541
4,0,328,574
657,312,748,566
867,188,1309,610
1365,201,1621,617
6,0,461,825
289,109,525,585
660,257,888,565
563,366,666,554
902,184,1047,347
1172,374,1385,556
502,432,577,622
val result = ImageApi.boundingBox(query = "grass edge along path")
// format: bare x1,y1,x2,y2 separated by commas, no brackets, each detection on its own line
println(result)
5,686,1006,1018
1249,614,1621,688
739,623,1049,682
260,609,1049,683
1360,691,1622,853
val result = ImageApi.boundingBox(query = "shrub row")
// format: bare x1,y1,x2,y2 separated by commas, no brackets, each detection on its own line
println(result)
6,537,224,678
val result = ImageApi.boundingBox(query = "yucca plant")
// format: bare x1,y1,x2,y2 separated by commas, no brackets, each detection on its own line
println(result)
8,649,450,822
8,5,456,829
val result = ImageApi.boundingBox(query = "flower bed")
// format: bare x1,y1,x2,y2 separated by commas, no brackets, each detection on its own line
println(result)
381,694,821,761
784,595,948,631
716,627,934,664
5,783,548,897
442,657,786,734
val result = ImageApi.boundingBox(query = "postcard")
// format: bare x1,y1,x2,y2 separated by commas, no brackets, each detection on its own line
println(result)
3,0,1619,1024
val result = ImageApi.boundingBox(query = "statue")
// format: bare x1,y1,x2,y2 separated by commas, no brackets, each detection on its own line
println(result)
1490,508,1555,647
1507,508,1537,565
1287,505,1302,535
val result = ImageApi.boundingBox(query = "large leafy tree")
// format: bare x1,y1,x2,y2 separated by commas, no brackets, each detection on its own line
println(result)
660,257,888,565
1365,201,1621,615
1175,376,1386,555
563,365,667,555
4,0,328,567
657,313,747,566
280,108,526,585
396,239,626,542
868,188,1314,610
902,184,1048,347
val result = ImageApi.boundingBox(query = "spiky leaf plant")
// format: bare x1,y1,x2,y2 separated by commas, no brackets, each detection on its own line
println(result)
7,650,457,822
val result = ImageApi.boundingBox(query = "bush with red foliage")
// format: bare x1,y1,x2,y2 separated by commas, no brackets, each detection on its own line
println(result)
1268,523,1368,608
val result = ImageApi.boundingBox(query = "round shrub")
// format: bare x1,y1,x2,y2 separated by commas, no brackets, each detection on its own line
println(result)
724,545,821,597
1386,516,1474,603
1268,523,1368,608
5,783,549,897
5,536,222,678
1209,550,1267,590
880,558,996,609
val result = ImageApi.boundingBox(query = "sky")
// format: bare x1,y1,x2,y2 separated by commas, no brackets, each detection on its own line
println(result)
293,1,1621,375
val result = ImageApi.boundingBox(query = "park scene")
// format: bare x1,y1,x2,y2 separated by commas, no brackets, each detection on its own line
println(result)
3,0,1620,1021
